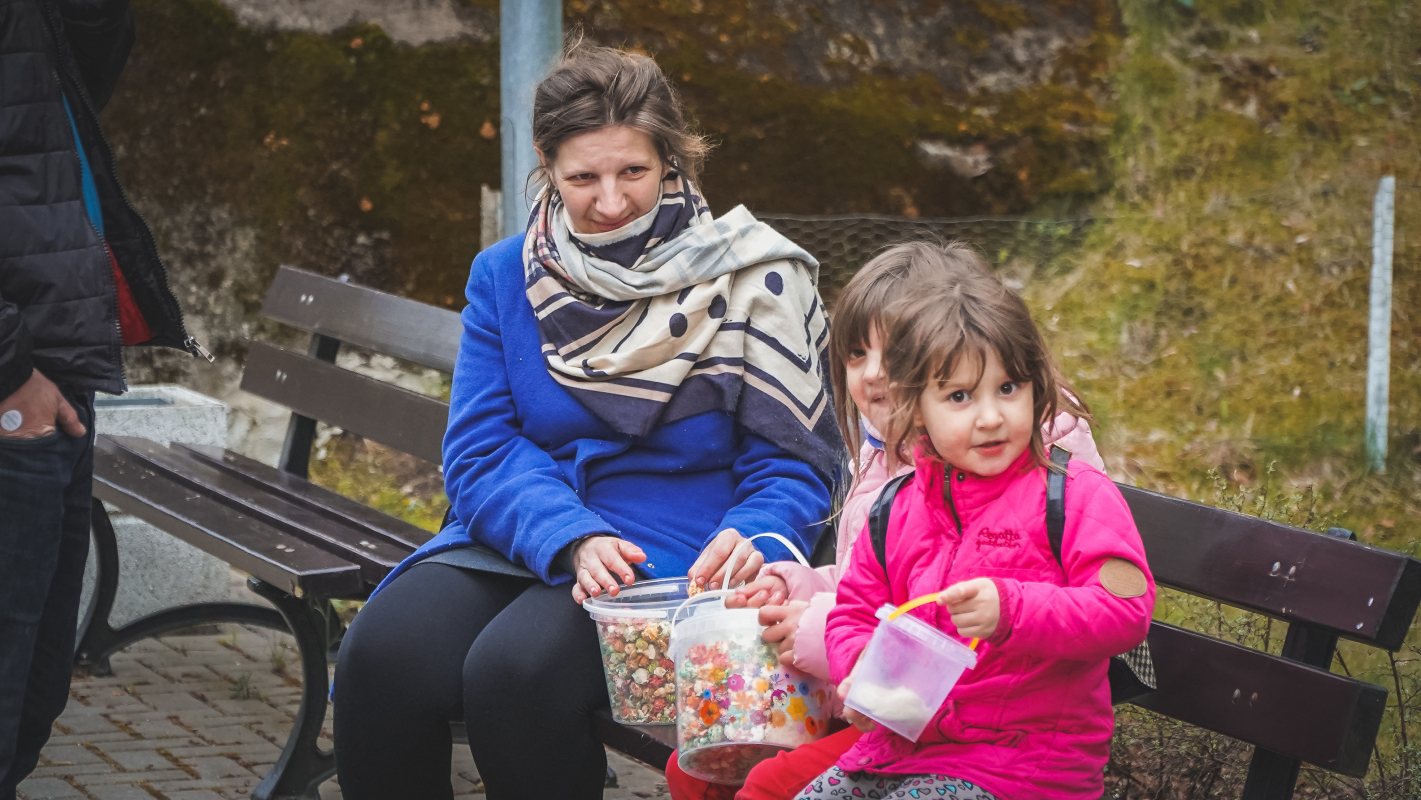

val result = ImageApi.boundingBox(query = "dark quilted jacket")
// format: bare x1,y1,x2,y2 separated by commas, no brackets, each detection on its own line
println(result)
0,0,194,401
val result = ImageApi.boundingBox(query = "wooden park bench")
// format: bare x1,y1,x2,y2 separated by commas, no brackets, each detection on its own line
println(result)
77,266,1420,800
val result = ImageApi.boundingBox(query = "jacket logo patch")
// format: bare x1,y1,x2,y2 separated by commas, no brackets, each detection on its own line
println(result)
977,529,1021,548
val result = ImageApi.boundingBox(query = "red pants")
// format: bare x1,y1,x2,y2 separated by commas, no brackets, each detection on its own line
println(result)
665,726,864,800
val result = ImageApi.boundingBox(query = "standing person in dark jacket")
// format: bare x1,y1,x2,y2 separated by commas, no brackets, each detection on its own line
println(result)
0,0,205,795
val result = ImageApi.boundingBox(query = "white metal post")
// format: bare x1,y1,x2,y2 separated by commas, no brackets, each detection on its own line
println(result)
1365,175,1395,472
500,0,562,241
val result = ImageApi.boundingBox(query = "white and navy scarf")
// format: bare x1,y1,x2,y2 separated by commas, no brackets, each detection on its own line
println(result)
522,173,840,476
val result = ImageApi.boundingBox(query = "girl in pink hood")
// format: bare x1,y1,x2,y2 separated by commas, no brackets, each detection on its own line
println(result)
798,242,1153,800
665,242,1106,800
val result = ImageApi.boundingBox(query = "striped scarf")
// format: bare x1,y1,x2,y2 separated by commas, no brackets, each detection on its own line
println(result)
522,174,840,476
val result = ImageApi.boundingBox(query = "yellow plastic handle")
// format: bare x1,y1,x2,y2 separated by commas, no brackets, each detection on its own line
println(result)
887,591,980,651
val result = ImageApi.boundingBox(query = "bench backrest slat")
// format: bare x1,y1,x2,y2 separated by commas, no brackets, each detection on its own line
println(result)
262,266,462,373
241,342,448,464
1122,485,1421,650
1136,622,1386,778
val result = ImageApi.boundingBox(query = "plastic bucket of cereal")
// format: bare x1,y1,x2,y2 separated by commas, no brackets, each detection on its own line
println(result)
842,602,978,742
584,577,689,725
668,535,829,785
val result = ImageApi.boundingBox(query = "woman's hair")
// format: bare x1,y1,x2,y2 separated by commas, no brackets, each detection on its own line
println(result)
871,241,1091,472
531,43,710,189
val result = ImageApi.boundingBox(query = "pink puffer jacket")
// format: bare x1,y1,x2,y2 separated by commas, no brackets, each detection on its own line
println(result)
760,413,1105,682
824,449,1153,800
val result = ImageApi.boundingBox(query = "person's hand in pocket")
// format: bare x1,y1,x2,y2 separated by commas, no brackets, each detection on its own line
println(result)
0,371,85,439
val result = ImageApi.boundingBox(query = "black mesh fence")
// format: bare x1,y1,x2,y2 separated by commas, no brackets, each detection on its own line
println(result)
757,214,1094,305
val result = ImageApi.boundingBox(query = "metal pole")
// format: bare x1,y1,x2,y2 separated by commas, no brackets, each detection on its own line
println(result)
1365,175,1395,472
500,0,562,240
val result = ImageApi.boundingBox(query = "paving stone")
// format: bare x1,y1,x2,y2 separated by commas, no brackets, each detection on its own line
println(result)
105,749,175,771
14,777,83,798
97,738,197,753
182,757,254,781
148,777,259,796
88,785,160,800
77,770,191,785
41,733,135,747
39,745,103,766
132,693,214,714
195,725,271,747
53,707,121,735
25,763,114,779
163,791,226,800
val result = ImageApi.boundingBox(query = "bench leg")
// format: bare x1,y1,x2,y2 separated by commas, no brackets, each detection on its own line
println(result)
248,578,338,800
75,503,289,675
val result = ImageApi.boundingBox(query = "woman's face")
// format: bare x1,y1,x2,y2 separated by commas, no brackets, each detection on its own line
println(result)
543,125,668,235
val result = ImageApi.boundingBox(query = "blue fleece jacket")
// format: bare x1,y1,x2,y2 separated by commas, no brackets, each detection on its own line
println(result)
381,235,833,588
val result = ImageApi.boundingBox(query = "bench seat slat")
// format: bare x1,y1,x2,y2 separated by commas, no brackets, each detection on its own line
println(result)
173,443,436,552
262,266,462,373
93,440,363,598
1122,485,1421,650
1133,622,1386,777
241,341,448,464
103,436,412,583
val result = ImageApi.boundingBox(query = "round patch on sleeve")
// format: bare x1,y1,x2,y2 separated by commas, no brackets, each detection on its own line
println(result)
1099,558,1148,598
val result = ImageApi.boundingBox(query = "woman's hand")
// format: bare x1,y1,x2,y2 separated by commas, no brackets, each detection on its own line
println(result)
687,529,764,591
570,536,646,604
937,578,1000,640
725,574,789,609
757,602,807,668
836,661,876,732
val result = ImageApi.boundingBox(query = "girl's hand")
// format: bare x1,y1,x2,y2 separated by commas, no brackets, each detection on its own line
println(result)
725,574,789,609
836,663,877,732
688,529,764,591
570,536,646,604
757,601,808,668
937,578,1000,640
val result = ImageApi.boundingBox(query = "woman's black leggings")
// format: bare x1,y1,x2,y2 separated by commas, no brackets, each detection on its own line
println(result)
332,563,612,799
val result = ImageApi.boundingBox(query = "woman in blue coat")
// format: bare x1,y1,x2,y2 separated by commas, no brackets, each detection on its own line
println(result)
332,45,838,799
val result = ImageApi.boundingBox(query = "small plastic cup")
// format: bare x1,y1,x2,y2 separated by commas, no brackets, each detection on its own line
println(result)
583,578,691,725
842,604,978,742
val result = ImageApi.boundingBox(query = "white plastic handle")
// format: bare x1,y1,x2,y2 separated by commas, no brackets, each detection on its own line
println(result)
719,532,811,589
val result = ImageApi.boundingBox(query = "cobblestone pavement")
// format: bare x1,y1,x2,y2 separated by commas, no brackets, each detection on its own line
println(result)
19,573,669,799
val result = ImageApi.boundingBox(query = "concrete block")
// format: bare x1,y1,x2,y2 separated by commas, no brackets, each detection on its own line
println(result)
81,385,231,629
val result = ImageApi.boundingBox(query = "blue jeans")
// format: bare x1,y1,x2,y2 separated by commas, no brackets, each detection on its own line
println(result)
0,391,94,800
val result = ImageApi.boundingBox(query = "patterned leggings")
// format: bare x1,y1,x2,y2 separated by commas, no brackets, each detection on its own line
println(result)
795,767,998,800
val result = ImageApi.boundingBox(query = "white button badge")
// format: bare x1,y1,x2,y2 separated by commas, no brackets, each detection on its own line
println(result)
0,410,21,432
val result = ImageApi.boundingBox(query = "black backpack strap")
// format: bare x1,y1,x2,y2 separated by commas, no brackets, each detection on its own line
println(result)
868,472,916,583
1046,446,1070,564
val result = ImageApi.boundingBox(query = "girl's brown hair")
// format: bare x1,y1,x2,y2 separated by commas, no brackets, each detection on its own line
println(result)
531,43,710,189
828,246,918,473
872,241,1091,472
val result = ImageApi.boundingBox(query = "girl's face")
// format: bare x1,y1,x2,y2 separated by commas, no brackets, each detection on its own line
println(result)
913,347,1034,477
543,125,667,235
845,325,891,434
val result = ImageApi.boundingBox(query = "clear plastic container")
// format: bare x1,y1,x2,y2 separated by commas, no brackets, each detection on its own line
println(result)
671,593,829,784
583,578,690,725
842,604,978,742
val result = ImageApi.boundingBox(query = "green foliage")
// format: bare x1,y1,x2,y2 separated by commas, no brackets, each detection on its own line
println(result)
307,432,448,534
1033,0,1421,551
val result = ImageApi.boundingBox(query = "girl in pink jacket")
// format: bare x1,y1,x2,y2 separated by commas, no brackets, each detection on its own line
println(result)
802,242,1154,800
664,244,1106,800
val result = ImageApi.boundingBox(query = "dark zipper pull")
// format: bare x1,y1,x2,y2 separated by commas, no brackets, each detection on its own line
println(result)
185,336,215,363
